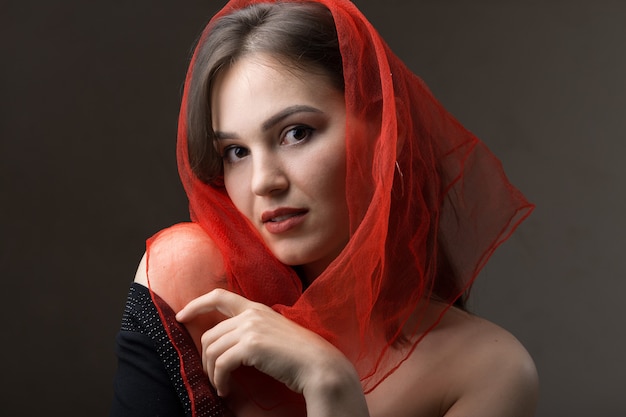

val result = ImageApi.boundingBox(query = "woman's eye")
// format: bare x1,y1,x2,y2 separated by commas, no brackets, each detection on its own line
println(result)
223,146,249,163
282,126,313,145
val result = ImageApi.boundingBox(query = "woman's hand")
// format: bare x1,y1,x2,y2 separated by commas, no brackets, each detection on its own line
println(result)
176,288,369,417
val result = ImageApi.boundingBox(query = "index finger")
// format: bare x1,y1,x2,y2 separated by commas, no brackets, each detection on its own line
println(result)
176,288,254,322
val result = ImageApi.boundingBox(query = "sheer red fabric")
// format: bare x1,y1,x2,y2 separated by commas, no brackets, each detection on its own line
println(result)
147,0,534,412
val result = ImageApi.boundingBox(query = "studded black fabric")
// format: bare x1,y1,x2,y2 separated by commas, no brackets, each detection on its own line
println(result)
111,283,228,417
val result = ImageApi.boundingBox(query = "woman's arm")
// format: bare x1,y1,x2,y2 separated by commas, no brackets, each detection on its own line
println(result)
111,223,231,417
176,289,370,417
109,284,187,417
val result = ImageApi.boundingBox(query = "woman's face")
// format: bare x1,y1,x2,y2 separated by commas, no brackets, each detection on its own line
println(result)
211,54,349,283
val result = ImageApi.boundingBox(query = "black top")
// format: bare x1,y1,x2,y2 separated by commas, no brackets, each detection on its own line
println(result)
110,284,272,417
110,283,192,417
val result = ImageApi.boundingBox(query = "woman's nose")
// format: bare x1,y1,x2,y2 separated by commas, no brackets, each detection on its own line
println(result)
250,152,289,196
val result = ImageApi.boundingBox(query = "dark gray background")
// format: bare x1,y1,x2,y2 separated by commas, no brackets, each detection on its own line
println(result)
2,1,624,415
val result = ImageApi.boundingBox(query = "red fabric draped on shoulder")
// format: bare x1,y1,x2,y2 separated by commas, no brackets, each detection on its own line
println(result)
147,0,534,411
145,223,228,350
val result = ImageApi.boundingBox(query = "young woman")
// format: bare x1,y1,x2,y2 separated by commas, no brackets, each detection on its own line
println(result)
110,1,538,416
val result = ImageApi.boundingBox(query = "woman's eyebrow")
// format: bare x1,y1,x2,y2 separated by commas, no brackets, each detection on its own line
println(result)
214,105,323,140
261,105,322,131
214,131,238,140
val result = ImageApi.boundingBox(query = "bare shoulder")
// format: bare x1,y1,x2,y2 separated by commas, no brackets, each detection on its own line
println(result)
133,223,227,308
440,307,539,417
365,303,538,417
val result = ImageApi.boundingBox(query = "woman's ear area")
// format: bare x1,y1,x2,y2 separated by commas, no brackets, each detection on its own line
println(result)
394,96,408,159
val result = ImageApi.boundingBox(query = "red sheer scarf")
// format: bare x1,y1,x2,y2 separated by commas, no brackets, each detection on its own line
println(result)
148,0,534,410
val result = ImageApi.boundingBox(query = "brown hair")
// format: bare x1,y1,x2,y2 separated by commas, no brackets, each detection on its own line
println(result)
186,2,343,183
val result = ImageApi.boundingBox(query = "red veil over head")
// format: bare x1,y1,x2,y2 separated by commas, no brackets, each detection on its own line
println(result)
148,0,533,411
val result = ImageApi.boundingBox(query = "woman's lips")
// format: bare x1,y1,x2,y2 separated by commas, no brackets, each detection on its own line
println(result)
262,208,308,234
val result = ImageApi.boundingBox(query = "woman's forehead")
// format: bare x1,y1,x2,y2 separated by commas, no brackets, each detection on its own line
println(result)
211,54,343,128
